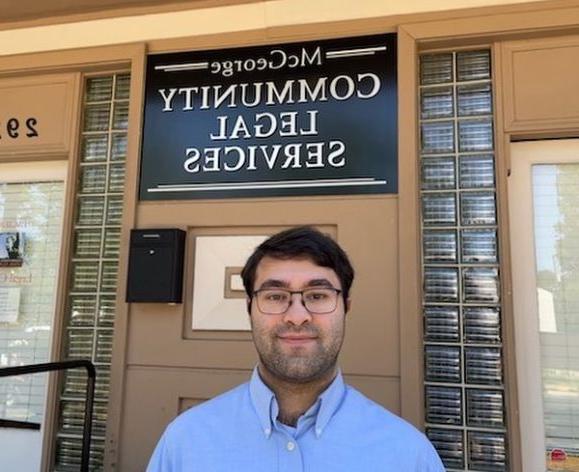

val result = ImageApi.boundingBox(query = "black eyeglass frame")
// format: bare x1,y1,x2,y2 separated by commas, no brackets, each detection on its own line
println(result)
251,287,343,315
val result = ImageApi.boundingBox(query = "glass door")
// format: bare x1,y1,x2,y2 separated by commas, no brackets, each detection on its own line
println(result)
0,161,66,472
510,140,579,472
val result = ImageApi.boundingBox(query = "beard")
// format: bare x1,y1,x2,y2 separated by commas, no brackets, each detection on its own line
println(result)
251,321,344,384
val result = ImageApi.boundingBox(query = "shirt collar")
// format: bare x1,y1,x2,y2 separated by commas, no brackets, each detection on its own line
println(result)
249,366,346,438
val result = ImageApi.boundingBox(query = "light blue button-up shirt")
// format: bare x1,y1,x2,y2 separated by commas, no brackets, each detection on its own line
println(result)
147,369,445,471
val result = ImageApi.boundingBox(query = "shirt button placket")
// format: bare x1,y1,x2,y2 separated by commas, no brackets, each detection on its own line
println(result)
278,436,303,472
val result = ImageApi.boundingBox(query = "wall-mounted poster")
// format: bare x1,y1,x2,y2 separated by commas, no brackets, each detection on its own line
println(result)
0,232,24,267
0,287,21,323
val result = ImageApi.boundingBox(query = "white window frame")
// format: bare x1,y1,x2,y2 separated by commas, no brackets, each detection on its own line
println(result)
508,139,579,472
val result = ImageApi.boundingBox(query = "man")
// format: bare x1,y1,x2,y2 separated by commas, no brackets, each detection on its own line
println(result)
147,226,445,471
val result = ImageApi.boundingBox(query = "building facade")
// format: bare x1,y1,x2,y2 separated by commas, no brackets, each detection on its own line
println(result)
0,1,578,471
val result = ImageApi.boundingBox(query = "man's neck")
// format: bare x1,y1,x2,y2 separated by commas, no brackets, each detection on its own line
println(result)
257,365,337,427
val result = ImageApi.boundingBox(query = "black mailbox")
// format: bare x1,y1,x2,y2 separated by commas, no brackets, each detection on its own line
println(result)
126,229,186,303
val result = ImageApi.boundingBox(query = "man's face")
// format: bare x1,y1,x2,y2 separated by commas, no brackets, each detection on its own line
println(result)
249,256,347,384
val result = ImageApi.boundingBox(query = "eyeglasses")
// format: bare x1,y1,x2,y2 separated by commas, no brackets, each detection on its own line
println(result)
252,287,342,315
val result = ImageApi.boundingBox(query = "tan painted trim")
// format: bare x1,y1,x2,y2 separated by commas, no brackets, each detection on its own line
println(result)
0,42,146,472
4,1,578,58
0,73,77,160
40,72,83,472
502,34,579,133
397,26,424,429
493,41,523,472
403,0,579,42
0,0,259,32
104,44,147,471
0,43,142,75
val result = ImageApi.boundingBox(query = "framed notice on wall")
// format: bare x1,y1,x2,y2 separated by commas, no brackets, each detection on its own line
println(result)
140,34,397,200
0,232,24,267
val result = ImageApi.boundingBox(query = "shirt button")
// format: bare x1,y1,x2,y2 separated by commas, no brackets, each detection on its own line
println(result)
287,441,295,451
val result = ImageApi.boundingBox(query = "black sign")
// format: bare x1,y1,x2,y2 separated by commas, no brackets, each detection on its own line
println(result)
140,34,397,200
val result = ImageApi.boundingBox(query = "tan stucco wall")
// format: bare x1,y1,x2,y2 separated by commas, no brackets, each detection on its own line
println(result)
0,0,549,56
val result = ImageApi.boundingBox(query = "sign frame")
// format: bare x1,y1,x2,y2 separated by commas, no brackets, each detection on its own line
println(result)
140,34,397,200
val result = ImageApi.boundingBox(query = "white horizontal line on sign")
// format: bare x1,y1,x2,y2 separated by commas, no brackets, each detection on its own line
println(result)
325,46,387,59
155,62,209,72
148,177,387,193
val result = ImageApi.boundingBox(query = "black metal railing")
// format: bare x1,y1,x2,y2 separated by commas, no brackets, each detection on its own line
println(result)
0,360,96,472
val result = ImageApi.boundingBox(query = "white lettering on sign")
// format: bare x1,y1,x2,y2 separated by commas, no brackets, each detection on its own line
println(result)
151,42,386,182
183,140,345,174
157,73,380,112
209,47,322,77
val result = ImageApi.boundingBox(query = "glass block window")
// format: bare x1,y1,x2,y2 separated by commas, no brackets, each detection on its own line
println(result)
419,51,507,471
54,73,129,472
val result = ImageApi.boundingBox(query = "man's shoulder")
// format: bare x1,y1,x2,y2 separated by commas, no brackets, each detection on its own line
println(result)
340,384,444,468
342,384,429,439
164,382,250,435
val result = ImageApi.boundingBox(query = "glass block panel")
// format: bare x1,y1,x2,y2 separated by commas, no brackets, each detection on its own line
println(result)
467,431,507,471
458,119,493,152
459,154,495,188
424,267,459,302
58,400,108,438
426,386,462,425
111,134,127,161
108,164,126,193
115,74,130,100
97,295,116,328
106,196,123,225
464,307,501,344
425,345,461,383
69,295,97,327
62,368,87,398
420,53,453,85
55,436,105,471
59,399,85,435
461,228,498,263
460,191,496,226
466,389,505,428
85,76,113,102
100,261,118,292
81,135,108,163
79,165,107,194
422,193,457,226
421,121,455,154
463,267,500,304
71,262,99,292
92,402,108,437
73,229,102,259
423,230,458,263
95,365,111,399
465,347,503,385
95,329,114,364
424,306,460,342
84,104,110,132
421,86,454,119
76,196,105,226
457,83,492,116
103,228,121,258
112,101,129,130
421,157,456,190
66,328,94,359
427,428,465,469
457,50,491,82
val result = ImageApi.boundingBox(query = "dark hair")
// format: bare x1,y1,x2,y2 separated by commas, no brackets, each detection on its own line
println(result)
241,226,354,302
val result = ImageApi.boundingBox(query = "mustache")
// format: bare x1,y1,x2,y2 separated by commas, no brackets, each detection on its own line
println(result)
275,326,320,337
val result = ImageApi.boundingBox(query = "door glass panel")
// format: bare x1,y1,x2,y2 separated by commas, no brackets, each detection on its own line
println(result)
532,164,579,470
0,181,64,425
